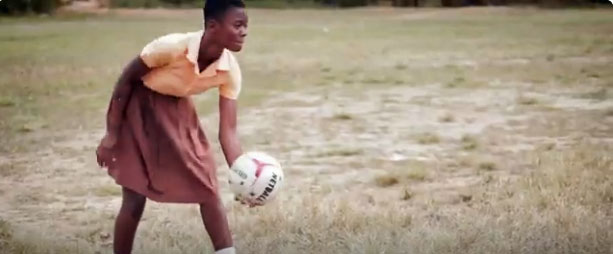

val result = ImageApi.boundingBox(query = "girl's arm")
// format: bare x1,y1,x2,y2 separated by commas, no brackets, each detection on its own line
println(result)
102,56,151,147
218,96,243,167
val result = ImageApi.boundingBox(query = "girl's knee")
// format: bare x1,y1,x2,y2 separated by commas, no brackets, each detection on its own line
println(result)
122,187,146,211
199,195,222,209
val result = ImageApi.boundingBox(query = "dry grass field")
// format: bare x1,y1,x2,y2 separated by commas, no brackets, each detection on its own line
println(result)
1,7,612,254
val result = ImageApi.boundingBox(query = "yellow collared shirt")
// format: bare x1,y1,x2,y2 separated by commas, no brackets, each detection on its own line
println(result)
139,30,242,99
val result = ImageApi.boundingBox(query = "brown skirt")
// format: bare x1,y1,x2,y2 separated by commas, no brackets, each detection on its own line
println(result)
100,83,218,203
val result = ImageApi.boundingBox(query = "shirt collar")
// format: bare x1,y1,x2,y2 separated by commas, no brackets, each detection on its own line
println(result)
186,30,231,77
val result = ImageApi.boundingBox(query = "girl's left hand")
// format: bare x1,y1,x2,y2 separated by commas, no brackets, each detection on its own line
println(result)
235,196,262,208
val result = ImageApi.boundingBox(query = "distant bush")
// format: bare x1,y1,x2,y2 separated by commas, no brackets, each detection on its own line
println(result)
336,0,369,7
314,0,369,7
3,0,604,15
110,0,200,8
111,0,164,8
0,0,61,15
395,0,608,6
245,0,320,8
159,0,202,7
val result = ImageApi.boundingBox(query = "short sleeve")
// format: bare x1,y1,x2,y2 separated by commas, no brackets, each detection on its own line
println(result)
140,33,188,68
219,54,242,100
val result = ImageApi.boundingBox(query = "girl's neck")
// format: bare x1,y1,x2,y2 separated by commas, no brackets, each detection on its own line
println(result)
197,33,224,71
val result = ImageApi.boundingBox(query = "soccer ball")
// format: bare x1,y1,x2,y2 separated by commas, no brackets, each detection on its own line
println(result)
229,152,284,206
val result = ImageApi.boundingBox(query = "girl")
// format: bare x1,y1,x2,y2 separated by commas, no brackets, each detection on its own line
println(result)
95,0,249,253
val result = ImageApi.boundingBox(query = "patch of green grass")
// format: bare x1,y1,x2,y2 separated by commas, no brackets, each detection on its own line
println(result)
0,224,94,253
0,163,24,177
93,184,122,197
395,63,408,70
445,76,466,88
361,77,386,84
416,132,440,145
579,88,608,101
374,160,429,187
317,148,362,157
478,161,497,171
539,143,556,151
323,74,337,81
406,166,428,181
0,97,17,107
438,113,455,123
537,104,561,112
461,134,479,150
517,95,539,106
587,72,600,79
0,219,12,245
332,113,353,120
401,189,414,201
546,54,555,62
11,192,43,204
343,79,355,85
17,124,35,133
460,193,473,203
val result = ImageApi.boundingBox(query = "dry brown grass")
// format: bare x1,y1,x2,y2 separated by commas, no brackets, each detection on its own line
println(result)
374,161,429,188
406,166,428,181
4,145,610,254
374,175,400,187
231,145,613,253
477,161,497,171
401,188,414,201
0,219,10,250
517,94,540,106
605,108,613,117
316,148,363,157
438,113,455,123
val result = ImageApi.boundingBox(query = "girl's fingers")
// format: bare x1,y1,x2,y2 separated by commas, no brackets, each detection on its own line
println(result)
233,196,260,208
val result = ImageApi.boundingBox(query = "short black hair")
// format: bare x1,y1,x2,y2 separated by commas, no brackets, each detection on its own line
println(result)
203,0,245,24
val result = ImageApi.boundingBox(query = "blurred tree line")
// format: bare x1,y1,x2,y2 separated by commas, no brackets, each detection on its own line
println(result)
1,0,610,15
0,0,63,14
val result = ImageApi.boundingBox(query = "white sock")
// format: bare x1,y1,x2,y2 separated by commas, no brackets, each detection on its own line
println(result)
215,247,236,254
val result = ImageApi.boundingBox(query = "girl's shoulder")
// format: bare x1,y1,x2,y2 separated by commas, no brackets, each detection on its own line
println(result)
143,31,198,53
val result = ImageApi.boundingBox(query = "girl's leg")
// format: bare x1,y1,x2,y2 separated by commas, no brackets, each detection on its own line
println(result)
200,196,234,252
114,187,147,254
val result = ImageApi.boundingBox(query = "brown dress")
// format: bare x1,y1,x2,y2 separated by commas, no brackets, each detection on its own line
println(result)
100,82,218,203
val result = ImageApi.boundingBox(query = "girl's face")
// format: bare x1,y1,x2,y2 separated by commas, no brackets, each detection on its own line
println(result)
210,7,248,52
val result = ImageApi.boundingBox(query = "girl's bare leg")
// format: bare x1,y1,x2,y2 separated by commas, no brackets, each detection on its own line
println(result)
113,187,146,254
199,196,234,252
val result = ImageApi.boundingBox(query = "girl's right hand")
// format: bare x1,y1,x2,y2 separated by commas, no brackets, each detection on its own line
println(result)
96,132,117,168
100,132,118,149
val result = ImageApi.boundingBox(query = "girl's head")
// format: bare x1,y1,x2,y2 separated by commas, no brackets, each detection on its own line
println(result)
203,0,248,52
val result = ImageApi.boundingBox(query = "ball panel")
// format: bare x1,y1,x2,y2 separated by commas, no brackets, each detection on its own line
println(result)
228,151,284,206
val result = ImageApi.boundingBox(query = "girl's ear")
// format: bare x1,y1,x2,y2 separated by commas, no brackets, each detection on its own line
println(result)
205,19,219,32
